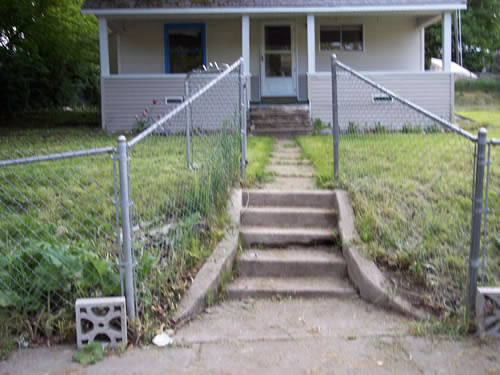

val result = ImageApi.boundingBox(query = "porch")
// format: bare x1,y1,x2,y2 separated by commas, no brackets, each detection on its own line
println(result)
95,10,456,133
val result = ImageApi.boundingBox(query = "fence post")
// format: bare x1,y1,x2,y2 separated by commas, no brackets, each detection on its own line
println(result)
117,135,136,320
185,79,192,169
331,54,340,180
239,62,247,179
467,127,487,320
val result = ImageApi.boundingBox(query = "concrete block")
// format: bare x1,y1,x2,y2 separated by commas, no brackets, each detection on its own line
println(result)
477,287,500,338
75,297,127,349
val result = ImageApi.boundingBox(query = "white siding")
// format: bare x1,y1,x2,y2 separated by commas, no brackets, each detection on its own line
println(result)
115,19,242,74
315,15,421,72
308,72,454,129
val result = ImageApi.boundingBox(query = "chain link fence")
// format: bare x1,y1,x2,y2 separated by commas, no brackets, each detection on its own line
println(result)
330,55,498,316
0,59,246,340
0,142,120,318
481,140,499,287
121,59,245,319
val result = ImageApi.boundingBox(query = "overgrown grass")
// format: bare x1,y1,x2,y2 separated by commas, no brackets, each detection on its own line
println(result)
243,136,275,186
297,129,499,316
455,79,500,109
0,121,242,353
456,110,500,138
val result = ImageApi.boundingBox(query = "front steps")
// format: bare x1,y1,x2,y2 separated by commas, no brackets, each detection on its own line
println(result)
227,189,356,300
250,104,312,137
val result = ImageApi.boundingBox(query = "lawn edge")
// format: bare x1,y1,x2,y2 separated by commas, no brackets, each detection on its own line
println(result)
173,189,241,326
335,190,429,321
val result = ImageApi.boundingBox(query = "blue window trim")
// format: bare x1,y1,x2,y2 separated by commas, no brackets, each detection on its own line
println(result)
164,23,206,74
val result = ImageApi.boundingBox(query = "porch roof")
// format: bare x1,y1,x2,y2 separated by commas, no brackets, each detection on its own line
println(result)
82,0,466,14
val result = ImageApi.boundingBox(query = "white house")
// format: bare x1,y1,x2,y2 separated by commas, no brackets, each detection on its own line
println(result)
81,0,466,133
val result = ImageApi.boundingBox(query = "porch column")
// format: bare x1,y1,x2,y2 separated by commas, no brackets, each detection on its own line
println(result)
242,15,250,76
307,14,316,74
98,17,110,77
442,12,452,72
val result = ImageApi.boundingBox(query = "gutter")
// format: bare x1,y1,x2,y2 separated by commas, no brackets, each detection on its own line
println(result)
82,4,467,16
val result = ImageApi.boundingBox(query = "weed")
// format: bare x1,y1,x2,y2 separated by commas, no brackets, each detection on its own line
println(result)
374,122,387,134
424,124,442,134
347,121,360,134
72,342,105,366
401,124,422,134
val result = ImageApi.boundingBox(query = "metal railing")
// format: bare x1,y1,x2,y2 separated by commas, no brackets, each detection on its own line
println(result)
330,54,498,320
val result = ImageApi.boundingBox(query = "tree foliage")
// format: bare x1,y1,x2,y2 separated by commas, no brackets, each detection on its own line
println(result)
425,0,500,72
0,0,99,117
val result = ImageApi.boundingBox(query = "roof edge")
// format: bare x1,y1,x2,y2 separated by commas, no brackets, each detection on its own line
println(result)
82,4,467,16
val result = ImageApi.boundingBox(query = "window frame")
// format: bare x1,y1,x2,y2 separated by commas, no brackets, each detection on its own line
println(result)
319,24,364,52
164,23,207,74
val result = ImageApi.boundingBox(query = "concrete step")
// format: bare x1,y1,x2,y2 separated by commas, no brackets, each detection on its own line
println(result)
251,127,312,137
226,276,356,299
241,226,336,247
237,249,346,278
250,104,309,113
241,207,337,228
263,177,317,190
242,190,336,208
266,164,315,177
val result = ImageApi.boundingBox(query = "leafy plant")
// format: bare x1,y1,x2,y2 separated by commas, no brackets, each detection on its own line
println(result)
0,240,120,313
312,118,330,135
134,99,160,133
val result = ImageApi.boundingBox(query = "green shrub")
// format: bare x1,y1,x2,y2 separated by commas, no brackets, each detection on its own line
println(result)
455,79,500,94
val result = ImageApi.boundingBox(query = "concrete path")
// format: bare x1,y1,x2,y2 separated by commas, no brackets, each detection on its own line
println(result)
2,298,499,375
263,138,316,190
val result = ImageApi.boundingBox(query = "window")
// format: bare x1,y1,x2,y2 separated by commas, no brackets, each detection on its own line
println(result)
164,24,206,73
320,25,363,51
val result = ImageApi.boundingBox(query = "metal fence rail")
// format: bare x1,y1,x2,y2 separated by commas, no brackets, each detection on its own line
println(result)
330,54,498,318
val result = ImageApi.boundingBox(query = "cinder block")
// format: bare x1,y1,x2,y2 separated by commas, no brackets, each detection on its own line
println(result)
75,297,127,349
476,287,500,338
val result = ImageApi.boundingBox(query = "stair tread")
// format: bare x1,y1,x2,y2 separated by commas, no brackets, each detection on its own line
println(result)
241,207,337,214
227,276,355,294
241,226,334,234
239,249,345,263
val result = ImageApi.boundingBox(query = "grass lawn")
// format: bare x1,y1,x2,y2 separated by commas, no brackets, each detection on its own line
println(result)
297,126,499,315
244,136,275,186
0,120,275,354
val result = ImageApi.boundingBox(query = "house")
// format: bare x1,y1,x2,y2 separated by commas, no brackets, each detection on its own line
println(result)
81,0,467,134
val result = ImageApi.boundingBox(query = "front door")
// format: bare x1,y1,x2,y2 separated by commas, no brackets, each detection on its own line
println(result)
261,24,297,97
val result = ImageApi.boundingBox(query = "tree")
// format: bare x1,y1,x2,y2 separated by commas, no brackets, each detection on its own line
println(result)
425,0,500,72
0,0,99,117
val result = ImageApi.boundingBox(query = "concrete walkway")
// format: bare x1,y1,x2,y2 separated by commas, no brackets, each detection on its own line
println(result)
263,138,316,190
2,298,499,374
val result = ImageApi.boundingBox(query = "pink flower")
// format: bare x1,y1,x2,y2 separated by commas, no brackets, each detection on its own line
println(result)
142,111,147,117
153,98,157,105
135,115,139,120
157,114,161,119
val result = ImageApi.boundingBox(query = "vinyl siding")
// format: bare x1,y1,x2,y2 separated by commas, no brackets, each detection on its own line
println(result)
102,74,240,133
308,72,453,129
